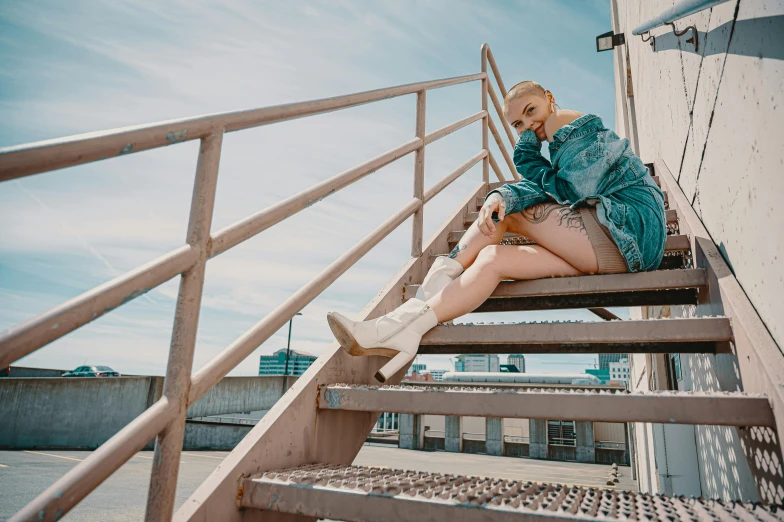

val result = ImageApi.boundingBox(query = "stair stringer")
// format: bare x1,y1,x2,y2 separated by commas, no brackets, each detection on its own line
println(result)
173,181,489,522
655,158,784,503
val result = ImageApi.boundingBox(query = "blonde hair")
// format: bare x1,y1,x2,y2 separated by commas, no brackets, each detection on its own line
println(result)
503,81,550,114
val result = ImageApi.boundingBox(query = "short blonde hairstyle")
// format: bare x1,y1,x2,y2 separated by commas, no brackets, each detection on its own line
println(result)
503,81,549,114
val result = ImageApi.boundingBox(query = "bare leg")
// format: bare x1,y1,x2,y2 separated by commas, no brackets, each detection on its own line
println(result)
428,202,600,322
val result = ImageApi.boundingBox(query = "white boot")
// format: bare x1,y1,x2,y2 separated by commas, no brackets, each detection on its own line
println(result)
327,298,438,383
415,256,464,301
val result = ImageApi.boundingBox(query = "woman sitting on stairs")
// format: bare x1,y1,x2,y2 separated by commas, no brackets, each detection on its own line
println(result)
328,80,667,383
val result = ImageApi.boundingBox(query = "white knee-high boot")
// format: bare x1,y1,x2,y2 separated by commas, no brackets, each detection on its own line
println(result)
327,298,438,383
415,256,464,301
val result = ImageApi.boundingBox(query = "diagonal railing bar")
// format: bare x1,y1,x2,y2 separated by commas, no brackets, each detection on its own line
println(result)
486,47,508,99
424,150,488,203
188,197,422,404
488,151,510,183
0,73,485,182
487,81,516,147
0,244,197,369
11,397,175,522
488,118,517,178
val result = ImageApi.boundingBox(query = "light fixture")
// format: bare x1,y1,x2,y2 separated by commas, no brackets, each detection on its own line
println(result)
596,31,626,52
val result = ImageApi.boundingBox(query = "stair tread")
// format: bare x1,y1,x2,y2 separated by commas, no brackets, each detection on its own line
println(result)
447,231,691,252
407,269,705,297
319,385,774,427
242,463,783,521
406,269,705,312
418,317,733,355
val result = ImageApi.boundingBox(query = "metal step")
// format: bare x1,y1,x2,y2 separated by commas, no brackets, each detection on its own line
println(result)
428,253,687,271
319,385,774,427
463,208,677,227
241,463,783,521
447,231,691,252
418,317,733,355
405,269,705,312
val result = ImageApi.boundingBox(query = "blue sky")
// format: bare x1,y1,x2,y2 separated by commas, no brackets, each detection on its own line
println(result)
0,0,624,377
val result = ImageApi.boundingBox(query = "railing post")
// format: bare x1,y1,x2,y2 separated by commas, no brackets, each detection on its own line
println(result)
412,90,426,258
145,131,223,522
480,44,489,184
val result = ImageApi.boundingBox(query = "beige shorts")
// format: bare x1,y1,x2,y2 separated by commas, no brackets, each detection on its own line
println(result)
579,207,628,274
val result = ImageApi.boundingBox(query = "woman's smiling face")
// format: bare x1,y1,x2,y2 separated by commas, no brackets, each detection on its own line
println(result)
504,92,554,140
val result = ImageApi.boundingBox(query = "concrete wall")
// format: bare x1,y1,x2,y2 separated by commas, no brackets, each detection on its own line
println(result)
182,420,253,451
613,0,784,346
0,366,68,377
614,0,783,501
0,376,290,450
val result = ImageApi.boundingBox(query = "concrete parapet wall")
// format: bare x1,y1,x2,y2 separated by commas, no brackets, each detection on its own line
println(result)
0,376,289,450
182,421,253,451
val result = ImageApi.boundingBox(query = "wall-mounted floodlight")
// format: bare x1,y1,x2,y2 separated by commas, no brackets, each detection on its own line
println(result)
596,31,626,52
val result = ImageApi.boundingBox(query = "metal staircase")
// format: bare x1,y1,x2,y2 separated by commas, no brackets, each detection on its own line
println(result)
1,43,782,521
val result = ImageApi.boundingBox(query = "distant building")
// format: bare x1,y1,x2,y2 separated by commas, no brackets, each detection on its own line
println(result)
586,368,610,384
609,358,630,383
455,354,499,372
428,369,447,382
258,348,317,376
499,364,520,373
405,371,434,382
507,354,526,372
407,363,427,376
598,354,625,371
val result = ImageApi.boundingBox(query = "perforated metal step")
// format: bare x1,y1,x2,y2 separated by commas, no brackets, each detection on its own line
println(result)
242,463,784,521
318,384,774,427
418,317,733,355
405,269,705,312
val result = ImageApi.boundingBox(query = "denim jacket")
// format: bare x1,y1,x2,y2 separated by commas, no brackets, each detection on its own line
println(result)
487,114,666,272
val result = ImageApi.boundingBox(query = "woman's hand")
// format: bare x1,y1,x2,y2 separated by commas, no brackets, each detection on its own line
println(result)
478,192,506,237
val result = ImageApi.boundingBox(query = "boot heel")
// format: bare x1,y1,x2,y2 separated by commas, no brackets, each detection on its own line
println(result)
374,351,414,383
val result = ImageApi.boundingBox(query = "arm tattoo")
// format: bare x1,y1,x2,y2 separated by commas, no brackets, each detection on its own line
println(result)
448,243,466,259
522,203,586,233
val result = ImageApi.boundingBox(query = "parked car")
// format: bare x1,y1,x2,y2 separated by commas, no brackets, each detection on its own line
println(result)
62,365,121,377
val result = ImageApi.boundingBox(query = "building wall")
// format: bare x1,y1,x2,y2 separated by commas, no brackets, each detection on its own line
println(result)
613,0,782,502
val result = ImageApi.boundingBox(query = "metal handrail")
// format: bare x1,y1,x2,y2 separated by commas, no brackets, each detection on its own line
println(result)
632,0,731,35
3,44,514,522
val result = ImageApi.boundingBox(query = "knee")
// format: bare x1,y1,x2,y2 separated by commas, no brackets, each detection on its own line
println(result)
474,245,504,275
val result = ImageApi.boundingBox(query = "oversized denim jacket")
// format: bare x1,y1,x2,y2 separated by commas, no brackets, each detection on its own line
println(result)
487,114,666,272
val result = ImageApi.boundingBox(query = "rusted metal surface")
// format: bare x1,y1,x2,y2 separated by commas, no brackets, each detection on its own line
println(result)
0,244,197,369
173,184,488,522
9,398,175,522
241,464,784,521
0,73,484,181
424,151,487,203
319,384,776,427
146,133,223,522
418,318,733,355
411,90,426,258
